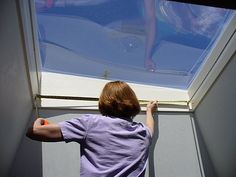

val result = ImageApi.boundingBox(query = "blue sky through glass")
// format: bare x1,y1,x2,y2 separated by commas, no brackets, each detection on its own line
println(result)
35,0,234,89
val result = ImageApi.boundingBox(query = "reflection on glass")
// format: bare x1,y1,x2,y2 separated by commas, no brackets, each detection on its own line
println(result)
35,0,234,89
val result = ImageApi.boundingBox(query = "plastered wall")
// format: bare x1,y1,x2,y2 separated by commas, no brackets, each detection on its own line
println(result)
194,53,236,177
0,1,36,177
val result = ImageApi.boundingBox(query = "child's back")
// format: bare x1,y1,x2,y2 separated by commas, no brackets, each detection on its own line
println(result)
59,114,152,177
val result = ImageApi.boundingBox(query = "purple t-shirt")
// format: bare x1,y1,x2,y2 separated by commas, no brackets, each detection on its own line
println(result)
59,114,152,177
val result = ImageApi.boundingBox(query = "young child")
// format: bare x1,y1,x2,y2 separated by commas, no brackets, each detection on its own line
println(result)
27,81,158,177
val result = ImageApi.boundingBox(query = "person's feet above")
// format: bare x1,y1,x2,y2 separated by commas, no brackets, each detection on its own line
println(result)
145,58,156,72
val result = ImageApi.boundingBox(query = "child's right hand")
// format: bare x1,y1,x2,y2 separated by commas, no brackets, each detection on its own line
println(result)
146,101,158,114
34,118,49,126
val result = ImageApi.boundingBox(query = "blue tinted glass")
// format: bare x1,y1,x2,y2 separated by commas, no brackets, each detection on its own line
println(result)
35,0,234,89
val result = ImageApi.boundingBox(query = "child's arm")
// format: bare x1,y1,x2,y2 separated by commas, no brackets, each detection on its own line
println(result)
26,118,63,142
146,101,158,136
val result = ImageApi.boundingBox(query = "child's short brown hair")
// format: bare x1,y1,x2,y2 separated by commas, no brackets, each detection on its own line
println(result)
99,81,140,119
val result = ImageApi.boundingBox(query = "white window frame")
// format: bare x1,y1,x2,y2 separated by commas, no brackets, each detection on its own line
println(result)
17,0,42,97
188,13,236,110
40,71,189,112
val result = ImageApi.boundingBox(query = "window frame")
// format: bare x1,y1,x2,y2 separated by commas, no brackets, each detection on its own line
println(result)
19,0,236,112
188,13,236,110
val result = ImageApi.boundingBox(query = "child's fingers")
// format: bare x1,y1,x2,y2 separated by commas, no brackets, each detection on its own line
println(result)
150,100,158,106
36,118,45,125
152,101,158,110
147,101,158,110
37,118,49,125
43,119,49,125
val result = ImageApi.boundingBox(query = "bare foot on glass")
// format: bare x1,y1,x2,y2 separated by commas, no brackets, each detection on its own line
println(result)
145,58,156,72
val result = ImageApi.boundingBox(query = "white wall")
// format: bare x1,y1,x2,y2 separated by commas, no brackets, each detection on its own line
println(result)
0,1,36,177
194,53,236,177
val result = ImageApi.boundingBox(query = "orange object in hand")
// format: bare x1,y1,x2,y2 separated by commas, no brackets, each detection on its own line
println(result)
43,119,49,125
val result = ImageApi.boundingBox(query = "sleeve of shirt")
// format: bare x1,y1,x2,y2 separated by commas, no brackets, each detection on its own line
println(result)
58,114,91,143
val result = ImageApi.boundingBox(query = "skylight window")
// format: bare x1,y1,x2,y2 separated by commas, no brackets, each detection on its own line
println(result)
34,0,233,89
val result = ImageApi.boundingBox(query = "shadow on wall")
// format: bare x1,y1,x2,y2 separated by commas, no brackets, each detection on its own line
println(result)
194,120,217,177
7,118,43,177
149,114,159,177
